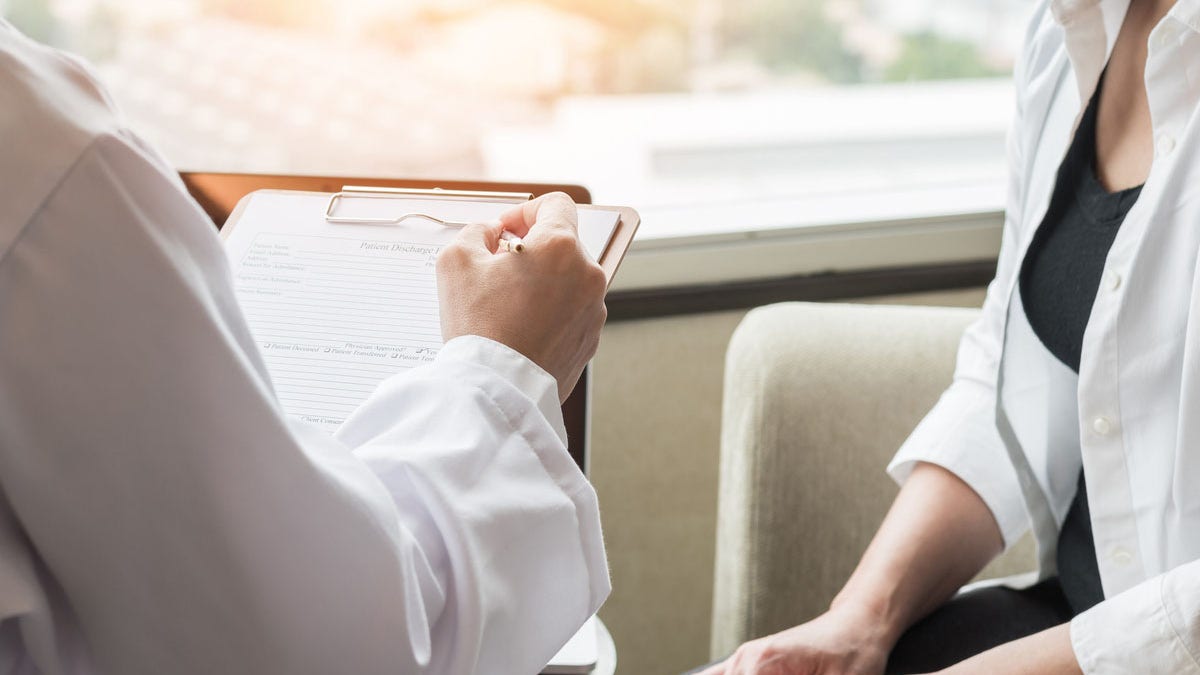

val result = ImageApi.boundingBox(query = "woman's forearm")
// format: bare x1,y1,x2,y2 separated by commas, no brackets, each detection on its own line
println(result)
939,624,1080,675
829,462,1006,647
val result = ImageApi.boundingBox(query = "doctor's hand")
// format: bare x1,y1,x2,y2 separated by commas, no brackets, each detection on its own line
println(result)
699,608,890,675
436,192,608,403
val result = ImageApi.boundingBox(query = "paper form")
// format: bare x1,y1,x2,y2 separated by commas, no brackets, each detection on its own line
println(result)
223,191,620,432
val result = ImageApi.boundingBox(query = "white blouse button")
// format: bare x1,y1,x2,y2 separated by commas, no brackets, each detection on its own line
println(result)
1111,547,1134,566
1093,416,1113,436
1104,270,1122,291
1157,134,1177,156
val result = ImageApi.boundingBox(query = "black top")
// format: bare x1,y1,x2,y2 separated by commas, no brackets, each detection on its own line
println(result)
1018,77,1143,615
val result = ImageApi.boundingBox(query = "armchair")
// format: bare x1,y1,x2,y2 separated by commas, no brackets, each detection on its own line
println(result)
710,302,1036,658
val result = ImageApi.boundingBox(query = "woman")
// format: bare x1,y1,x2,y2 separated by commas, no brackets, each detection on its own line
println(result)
701,0,1200,672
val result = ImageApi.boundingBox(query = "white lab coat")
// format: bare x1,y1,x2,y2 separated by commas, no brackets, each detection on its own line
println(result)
0,22,608,675
889,0,1200,672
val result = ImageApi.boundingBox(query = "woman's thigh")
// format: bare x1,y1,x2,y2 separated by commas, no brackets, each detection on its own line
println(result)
885,578,1073,674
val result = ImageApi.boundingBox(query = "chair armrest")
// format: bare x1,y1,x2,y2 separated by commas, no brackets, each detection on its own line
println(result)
710,302,1033,658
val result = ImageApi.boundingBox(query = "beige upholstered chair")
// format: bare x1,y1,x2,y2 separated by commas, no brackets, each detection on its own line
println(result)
710,302,1036,658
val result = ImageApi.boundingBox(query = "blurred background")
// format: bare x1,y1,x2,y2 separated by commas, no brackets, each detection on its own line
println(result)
1,0,1034,238
0,3,1040,673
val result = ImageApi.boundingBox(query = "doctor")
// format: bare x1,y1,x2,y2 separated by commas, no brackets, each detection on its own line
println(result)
705,0,1200,673
0,19,608,675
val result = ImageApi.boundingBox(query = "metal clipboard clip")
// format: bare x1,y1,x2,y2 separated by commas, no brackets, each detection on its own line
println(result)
324,185,533,227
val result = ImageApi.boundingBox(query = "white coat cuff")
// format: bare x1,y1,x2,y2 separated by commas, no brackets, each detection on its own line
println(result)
437,335,568,447
887,381,1029,549
1071,569,1200,674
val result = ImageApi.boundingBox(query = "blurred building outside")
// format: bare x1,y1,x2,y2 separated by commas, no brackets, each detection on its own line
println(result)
2,0,1034,237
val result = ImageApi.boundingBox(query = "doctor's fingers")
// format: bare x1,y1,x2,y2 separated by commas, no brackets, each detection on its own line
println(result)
498,191,579,240
442,221,503,262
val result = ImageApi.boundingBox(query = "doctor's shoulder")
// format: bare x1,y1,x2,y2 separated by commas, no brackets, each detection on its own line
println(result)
0,20,137,247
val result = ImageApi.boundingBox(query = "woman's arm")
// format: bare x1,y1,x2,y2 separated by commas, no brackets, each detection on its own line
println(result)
705,462,1004,675
938,624,1080,675
832,462,1004,647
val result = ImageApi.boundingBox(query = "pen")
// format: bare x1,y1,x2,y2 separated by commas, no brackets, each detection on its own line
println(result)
499,230,525,253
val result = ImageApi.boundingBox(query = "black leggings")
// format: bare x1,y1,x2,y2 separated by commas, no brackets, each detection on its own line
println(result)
685,578,1074,675
885,578,1072,673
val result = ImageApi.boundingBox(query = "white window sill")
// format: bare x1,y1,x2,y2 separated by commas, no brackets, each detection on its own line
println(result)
610,186,1004,291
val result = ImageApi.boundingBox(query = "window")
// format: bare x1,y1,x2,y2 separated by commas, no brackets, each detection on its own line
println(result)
4,0,1034,283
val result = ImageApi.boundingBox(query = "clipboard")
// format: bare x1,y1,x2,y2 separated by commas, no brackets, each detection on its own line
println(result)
214,181,638,475
220,184,639,286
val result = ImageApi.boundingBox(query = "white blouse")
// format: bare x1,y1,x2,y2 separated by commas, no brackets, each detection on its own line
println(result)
890,0,1200,672
0,21,608,675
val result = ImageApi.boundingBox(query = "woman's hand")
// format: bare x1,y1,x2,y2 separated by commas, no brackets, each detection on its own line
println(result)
699,607,892,675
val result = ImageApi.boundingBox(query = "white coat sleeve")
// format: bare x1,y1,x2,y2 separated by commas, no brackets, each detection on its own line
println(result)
0,131,608,675
884,12,1044,549
1070,561,1200,674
